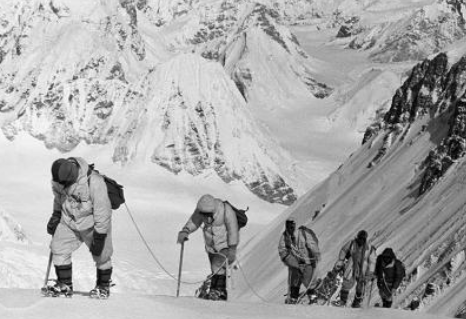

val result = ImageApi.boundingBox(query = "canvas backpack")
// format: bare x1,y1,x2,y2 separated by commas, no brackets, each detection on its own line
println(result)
87,164,125,210
224,201,248,229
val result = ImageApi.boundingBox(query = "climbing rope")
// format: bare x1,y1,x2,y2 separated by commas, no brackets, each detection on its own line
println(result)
124,203,275,301
236,259,270,303
124,203,226,285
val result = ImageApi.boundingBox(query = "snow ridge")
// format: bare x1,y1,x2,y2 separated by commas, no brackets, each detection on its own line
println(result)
233,47,466,317
0,0,319,204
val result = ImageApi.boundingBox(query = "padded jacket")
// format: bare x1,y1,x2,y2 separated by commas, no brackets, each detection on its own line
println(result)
278,226,320,265
338,239,377,281
52,157,112,234
182,198,239,254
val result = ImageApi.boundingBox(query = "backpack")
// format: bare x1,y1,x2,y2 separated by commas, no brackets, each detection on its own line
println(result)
300,226,319,244
87,164,125,210
224,201,248,229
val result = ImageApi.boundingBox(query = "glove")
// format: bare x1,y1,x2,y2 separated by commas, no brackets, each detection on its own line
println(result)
177,230,189,244
334,260,345,271
220,245,237,264
47,210,62,235
90,231,107,256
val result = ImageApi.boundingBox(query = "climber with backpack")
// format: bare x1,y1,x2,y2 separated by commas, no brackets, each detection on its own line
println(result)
45,157,122,299
177,194,246,301
375,248,405,308
278,217,320,304
331,230,377,308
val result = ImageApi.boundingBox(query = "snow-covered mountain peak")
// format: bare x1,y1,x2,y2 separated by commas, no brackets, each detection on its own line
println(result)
112,53,298,204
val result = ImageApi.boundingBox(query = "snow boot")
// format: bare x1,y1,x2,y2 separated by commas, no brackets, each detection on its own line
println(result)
351,293,363,308
90,268,112,299
284,287,300,304
382,299,393,308
195,277,211,299
332,289,349,307
285,297,298,304
207,274,227,301
307,289,318,305
43,264,73,297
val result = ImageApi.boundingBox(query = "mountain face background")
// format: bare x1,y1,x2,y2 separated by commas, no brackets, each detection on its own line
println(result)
5,0,459,204
233,42,466,318
0,0,340,204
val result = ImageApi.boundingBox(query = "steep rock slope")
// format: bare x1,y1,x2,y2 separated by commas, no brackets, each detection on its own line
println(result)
233,45,466,317
112,53,297,204
344,0,466,62
156,1,333,107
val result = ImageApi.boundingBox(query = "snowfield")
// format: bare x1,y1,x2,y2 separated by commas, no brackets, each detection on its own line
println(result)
2,1,466,319
0,289,450,319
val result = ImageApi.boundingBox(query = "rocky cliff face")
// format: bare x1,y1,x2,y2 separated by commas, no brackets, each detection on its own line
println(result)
0,0,302,205
152,1,332,103
365,50,466,195
346,0,466,62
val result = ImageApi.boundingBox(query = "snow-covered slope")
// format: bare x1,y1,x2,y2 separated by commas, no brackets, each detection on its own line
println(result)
0,0,307,204
348,0,466,63
233,45,466,318
112,53,297,204
157,1,333,106
0,288,450,319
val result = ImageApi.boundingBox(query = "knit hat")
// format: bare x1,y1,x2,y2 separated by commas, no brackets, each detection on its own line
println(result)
357,230,368,241
197,194,216,214
381,247,395,259
51,158,67,182
285,217,296,225
57,160,79,185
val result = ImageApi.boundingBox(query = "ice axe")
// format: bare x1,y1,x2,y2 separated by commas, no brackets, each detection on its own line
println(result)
176,241,185,297
365,278,375,308
41,250,53,294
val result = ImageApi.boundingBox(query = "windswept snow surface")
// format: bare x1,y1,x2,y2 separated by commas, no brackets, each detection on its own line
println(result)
0,133,284,297
0,288,450,319
271,27,409,183
231,93,466,316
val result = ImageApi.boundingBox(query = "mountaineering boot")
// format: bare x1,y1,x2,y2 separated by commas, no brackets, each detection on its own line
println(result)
207,275,227,301
351,292,364,308
332,289,349,307
203,274,218,300
285,297,298,304
195,277,211,299
43,264,73,297
285,287,300,304
307,289,318,305
90,268,112,299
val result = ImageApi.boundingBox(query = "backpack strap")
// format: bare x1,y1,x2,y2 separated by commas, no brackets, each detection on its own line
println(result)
86,164,96,188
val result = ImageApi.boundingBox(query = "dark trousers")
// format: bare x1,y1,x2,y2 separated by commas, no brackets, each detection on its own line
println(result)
289,264,317,299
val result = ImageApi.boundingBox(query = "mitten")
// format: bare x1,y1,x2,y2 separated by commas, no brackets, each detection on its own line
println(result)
90,231,107,256
47,210,62,235
220,245,237,264
177,230,189,244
